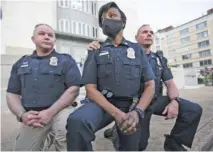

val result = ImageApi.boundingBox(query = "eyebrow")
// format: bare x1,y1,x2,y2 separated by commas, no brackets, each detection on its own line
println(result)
142,30,154,34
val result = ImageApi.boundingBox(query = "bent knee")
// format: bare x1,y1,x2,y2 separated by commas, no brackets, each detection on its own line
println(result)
67,113,83,128
191,103,203,117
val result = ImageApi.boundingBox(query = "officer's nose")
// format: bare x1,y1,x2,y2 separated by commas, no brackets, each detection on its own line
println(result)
147,32,152,37
44,34,50,40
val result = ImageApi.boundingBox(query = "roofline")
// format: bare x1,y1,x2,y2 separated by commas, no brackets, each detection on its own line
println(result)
55,31,104,43
156,12,213,34
175,13,211,29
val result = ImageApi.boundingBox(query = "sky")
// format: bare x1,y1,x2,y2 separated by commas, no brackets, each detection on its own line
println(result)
137,0,213,31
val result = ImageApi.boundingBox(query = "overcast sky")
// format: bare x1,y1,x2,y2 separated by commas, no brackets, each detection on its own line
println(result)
137,0,213,31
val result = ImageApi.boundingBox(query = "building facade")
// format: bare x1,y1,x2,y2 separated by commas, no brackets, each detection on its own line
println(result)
153,9,213,73
1,0,140,63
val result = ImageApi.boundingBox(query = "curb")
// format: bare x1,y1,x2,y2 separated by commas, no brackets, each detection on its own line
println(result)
192,119,213,151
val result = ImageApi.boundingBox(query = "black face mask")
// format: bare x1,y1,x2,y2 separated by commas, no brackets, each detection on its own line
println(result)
102,18,124,38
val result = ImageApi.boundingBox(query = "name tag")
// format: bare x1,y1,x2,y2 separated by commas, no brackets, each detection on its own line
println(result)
99,52,109,56
20,64,28,67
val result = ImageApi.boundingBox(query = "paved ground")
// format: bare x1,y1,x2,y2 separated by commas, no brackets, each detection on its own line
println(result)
210,145,213,151
1,86,213,151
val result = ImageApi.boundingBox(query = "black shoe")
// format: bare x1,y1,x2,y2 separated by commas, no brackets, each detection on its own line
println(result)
104,127,114,139
164,134,187,151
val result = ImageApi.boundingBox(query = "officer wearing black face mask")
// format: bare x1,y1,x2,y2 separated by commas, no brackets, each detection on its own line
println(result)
66,2,155,151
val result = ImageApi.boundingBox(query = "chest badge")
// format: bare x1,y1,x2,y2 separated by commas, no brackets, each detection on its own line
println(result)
49,57,58,66
127,48,135,59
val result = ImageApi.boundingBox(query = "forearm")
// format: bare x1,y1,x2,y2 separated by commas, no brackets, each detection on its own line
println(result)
6,92,25,116
136,80,155,110
48,86,80,116
87,88,122,117
165,80,179,100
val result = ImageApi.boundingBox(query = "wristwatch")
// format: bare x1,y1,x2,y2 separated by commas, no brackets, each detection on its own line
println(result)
16,110,26,122
134,107,145,119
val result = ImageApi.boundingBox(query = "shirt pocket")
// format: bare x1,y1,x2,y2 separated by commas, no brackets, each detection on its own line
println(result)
41,66,63,83
97,56,113,78
123,58,141,79
17,67,32,87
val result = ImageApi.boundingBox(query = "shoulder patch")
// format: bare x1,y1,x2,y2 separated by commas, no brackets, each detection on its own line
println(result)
15,55,30,68
156,50,164,57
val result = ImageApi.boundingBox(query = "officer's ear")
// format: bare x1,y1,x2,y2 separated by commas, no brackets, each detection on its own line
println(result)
135,35,138,42
31,36,36,44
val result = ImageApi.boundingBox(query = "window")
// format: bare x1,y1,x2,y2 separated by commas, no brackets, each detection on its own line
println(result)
156,46,160,50
78,22,82,35
92,27,95,38
86,1,89,12
181,37,190,45
182,54,192,60
95,28,98,38
87,25,90,37
198,40,209,48
0,8,2,19
196,21,207,30
197,31,208,39
183,63,193,68
180,28,189,35
82,1,85,12
82,23,86,36
72,21,77,34
200,59,212,66
59,19,70,33
199,50,211,57
92,2,97,16
58,0,69,8
71,0,83,11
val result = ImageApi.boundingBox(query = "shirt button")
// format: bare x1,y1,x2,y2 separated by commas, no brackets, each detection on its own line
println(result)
117,58,119,61
35,68,38,70
34,78,38,81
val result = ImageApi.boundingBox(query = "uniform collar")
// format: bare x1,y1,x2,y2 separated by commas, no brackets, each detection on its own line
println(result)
102,37,129,47
147,51,156,59
31,49,57,59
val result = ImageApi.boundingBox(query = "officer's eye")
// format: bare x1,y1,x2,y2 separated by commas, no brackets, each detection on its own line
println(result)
48,34,54,37
38,32,45,35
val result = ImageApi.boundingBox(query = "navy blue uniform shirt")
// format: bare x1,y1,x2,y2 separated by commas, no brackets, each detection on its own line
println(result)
147,51,173,97
82,38,155,97
7,50,81,110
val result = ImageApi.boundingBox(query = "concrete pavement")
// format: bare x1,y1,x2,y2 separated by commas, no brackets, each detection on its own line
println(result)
1,86,213,151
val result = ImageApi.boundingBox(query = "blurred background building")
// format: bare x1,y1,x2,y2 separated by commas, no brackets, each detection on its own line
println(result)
153,8,213,73
0,0,140,62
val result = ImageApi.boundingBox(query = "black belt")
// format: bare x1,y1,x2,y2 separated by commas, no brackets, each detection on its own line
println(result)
110,96,133,101
24,106,50,112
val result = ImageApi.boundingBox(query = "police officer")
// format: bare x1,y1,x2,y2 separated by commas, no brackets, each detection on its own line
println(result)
89,24,203,151
66,2,155,151
6,24,81,151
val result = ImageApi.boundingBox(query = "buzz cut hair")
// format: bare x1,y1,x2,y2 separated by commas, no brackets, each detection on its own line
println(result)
33,23,54,36
34,23,53,29
136,24,150,36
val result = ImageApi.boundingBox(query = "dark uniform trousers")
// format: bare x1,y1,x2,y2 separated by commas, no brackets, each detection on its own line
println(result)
139,96,203,150
66,100,142,151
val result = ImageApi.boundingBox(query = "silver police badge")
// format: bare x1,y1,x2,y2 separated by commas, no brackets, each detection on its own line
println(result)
49,57,58,66
127,48,135,59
